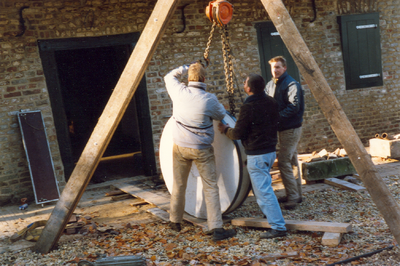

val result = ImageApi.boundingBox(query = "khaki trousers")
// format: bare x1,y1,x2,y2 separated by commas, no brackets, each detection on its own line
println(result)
170,144,223,230
278,127,302,201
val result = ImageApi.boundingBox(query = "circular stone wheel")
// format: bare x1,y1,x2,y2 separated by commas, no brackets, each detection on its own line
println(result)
159,112,251,219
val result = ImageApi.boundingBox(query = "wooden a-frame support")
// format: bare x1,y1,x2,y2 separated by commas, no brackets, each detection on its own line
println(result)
34,0,400,254
260,0,400,244
33,0,182,254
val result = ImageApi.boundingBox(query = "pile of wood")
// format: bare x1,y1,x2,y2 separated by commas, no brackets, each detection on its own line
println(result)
302,148,348,163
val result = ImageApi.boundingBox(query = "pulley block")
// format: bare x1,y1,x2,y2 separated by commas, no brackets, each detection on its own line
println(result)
205,0,233,26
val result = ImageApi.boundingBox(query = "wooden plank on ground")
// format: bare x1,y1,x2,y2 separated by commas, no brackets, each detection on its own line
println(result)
321,232,343,246
147,208,170,222
129,199,148,207
258,252,298,261
113,181,171,209
105,189,126,197
33,0,181,254
261,0,400,244
324,177,367,192
114,182,209,228
113,182,230,229
111,194,133,201
231,217,352,233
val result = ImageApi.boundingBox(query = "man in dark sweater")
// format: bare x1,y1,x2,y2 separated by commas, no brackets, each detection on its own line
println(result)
218,73,286,239
265,56,304,210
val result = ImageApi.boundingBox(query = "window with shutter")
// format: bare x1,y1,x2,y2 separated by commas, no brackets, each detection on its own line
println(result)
337,13,383,90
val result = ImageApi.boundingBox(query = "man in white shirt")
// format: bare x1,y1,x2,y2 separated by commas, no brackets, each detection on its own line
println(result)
164,62,236,241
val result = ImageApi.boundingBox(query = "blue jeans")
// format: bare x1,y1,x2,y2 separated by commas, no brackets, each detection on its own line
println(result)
247,152,286,231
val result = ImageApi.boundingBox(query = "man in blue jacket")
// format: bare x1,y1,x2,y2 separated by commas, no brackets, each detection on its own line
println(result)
265,56,304,210
164,62,236,241
218,74,287,239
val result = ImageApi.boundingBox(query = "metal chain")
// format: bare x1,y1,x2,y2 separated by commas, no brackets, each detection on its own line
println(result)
220,24,236,116
203,21,237,116
203,22,217,62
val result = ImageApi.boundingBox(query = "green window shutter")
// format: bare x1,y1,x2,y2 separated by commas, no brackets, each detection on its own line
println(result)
337,13,383,90
255,21,300,83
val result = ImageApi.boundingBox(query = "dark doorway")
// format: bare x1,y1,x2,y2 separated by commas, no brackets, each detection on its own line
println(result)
255,21,300,83
55,46,141,161
38,33,157,182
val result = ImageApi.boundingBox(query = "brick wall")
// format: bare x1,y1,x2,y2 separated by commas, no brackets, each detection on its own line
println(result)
0,0,398,203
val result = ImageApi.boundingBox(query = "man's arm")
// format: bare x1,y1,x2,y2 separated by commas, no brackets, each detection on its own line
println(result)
210,96,227,121
280,82,301,118
218,105,251,140
163,64,189,100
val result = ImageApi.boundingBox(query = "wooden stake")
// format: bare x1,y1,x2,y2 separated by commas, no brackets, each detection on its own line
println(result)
33,0,181,254
261,0,400,244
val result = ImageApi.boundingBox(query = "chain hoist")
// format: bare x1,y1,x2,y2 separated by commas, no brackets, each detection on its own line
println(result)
203,0,238,117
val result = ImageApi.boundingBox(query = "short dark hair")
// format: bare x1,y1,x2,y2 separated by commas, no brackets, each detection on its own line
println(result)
247,73,265,94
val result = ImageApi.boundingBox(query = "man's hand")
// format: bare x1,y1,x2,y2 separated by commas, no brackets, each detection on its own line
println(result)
217,122,229,134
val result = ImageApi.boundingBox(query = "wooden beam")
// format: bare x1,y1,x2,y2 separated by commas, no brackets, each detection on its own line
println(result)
324,177,367,192
261,0,400,244
33,0,181,254
146,207,170,222
258,252,299,261
100,151,141,162
112,181,223,229
231,217,352,233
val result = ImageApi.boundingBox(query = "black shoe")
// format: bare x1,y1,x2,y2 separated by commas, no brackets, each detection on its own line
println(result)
212,228,236,241
169,222,181,232
260,229,287,239
204,228,215,235
278,196,302,203
277,196,288,203
297,197,303,203
283,201,298,210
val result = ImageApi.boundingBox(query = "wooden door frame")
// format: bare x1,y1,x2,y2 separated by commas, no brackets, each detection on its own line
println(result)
38,32,157,179
255,21,300,83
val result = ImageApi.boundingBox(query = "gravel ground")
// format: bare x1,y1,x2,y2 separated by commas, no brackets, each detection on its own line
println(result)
1,174,400,266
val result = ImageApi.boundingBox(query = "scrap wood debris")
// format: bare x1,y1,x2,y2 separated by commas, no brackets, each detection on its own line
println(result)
2,175,400,265
302,148,348,162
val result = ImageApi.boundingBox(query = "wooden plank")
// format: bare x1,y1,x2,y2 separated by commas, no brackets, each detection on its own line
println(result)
324,177,367,192
258,252,298,261
111,194,133,201
129,200,148,207
261,0,400,244
114,181,171,209
321,232,343,246
105,190,126,197
33,0,181,254
146,208,170,222
113,182,232,230
231,217,352,233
